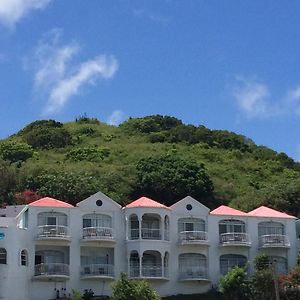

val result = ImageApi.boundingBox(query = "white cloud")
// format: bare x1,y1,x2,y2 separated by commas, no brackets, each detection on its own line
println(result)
28,30,119,115
107,110,126,126
0,0,51,27
286,86,300,115
232,77,278,119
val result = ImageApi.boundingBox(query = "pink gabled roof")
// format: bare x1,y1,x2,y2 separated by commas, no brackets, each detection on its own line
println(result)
125,197,169,209
29,197,73,208
247,206,296,219
210,205,247,216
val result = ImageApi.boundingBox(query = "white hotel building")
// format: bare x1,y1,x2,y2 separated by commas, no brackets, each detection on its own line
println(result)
0,191,297,300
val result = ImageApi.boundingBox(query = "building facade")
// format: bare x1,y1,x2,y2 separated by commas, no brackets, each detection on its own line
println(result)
0,191,297,300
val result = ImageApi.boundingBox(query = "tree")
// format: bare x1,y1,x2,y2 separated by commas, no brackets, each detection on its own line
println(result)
219,267,251,300
0,140,34,163
134,154,214,206
111,273,161,300
24,171,104,205
0,159,18,205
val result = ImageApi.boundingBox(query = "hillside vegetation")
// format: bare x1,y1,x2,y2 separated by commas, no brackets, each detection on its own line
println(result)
1,115,300,216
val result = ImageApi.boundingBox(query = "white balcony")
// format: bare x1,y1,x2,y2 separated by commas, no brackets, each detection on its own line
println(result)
82,227,115,243
34,263,69,281
141,228,162,240
81,264,114,279
36,225,70,241
219,233,251,247
179,231,208,245
259,234,290,248
179,267,209,281
129,265,168,280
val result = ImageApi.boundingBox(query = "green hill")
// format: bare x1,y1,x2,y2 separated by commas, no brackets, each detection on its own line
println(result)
1,115,300,216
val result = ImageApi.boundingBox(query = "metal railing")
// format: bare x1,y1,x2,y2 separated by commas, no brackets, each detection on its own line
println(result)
220,233,250,245
34,263,69,277
37,225,69,239
82,227,114,240
141,228,161,240
179,231,208,243
81,264,114,277
129,265,167,278
179,266,208,280
259,234,290,248
142,265,163,277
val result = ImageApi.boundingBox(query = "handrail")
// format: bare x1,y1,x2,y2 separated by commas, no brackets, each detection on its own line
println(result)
259,234,290,247
220,233,250,245
81,264,114,277
34,263,69,276
82,227,114,240
37,225,69,238
179,231,208,243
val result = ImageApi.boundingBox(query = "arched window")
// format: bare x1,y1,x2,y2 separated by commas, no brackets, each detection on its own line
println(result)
20,249,28,266
219,219,245,234
258,221,284,236
179,253,207,279
220,254,247,275
0,248,7,264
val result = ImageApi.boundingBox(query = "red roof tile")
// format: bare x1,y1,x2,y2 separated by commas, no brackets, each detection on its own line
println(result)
210,205,247,216
247,206,296,219
125,197,169,209
29,197,73,208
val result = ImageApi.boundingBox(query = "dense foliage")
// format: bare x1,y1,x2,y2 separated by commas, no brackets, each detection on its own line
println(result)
111,273,161,300
0,115,299,216
134,154,214,206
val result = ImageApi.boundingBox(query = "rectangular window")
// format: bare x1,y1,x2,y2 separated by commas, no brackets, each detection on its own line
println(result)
47,216,57,226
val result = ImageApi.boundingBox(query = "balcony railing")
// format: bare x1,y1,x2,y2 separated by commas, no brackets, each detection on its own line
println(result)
259,234,290,248
129,265,168,278
34,263,69,277
81,264,114,278
141,228,161,240
37,225,69,239
82,227,114,240
179,231,208,244
179,266,208,280
220,233,251,246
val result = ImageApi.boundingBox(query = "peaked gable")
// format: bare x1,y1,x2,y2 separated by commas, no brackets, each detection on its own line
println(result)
76,191,121,209
210,205,247,216
247,206,296,219
125,197,169,209
170,196,210,214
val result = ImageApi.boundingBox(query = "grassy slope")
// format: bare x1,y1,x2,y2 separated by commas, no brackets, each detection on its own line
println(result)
9,120,300,212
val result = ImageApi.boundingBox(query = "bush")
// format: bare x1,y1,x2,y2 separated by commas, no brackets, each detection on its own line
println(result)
219,267,250,300
23,127,72,149
111,273,161,300
66,147,110,162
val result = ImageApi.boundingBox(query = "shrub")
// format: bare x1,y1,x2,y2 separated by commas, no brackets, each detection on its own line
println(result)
111,273,161,300
66,147,110,162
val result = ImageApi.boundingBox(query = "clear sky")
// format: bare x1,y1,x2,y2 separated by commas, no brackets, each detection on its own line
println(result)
1,1,300,160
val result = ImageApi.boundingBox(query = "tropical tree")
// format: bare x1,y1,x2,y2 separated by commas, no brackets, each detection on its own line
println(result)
134,153,214,206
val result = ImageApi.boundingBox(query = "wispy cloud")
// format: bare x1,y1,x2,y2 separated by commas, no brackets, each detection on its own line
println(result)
107,110,126,126
0,0,51,28
27,29,119,115
132,8,169,25
286,86,300,115
232,77,280,119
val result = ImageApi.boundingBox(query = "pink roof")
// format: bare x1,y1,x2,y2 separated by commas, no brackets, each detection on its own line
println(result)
247,206,296,219
29,197,73,208
210,205,247,216
125,197,169,209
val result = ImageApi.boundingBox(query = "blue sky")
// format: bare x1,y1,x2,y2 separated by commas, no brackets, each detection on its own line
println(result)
1,1,300,160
